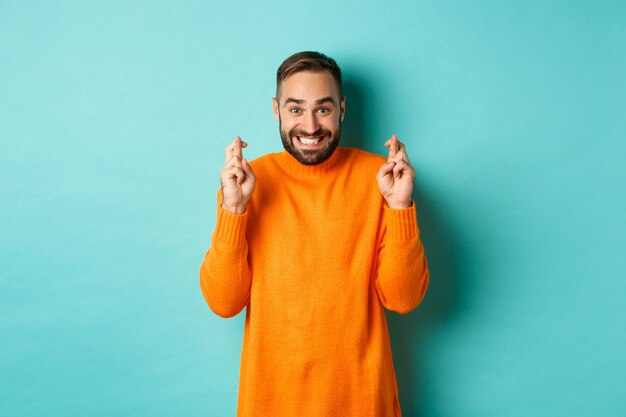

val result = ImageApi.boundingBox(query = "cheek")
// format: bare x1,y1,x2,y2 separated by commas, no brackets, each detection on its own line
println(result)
281,118,295,129
284,116,301,129
325,118,341,131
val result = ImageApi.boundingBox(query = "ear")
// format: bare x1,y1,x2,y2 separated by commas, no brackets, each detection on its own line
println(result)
340,96,346,122
272,97,280,122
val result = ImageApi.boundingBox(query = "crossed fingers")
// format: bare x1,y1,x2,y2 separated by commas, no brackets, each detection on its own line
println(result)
384,134,410,164
222,136,250,184
224,136,247,164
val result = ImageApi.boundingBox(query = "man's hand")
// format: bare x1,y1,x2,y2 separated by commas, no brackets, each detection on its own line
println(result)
220,136,256,214
376,134,415,209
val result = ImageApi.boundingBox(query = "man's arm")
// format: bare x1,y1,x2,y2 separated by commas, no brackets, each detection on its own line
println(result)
374,135,429,313
199,137,256,318
374,204,429,314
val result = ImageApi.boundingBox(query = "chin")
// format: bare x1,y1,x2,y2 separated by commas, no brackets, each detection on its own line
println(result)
289,138,339,165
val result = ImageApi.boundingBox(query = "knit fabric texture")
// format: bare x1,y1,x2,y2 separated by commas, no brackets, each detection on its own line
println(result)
200,147,429,417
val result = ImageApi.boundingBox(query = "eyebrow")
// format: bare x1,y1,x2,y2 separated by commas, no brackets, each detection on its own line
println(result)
284,96,336,106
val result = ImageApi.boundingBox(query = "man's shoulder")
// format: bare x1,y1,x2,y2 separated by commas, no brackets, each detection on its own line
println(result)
247,151,283,169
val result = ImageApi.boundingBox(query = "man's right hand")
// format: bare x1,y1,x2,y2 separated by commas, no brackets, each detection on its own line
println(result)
220,136,256,215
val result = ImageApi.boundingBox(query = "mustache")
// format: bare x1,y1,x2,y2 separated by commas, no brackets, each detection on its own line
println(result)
289,127,332,138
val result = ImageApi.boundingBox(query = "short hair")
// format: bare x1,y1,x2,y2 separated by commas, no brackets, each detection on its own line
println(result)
276,51,342,98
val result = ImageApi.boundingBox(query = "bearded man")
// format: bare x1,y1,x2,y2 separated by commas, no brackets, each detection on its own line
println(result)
200,51,429,417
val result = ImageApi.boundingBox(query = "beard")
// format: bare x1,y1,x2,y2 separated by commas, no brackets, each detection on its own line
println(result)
279,117,341,166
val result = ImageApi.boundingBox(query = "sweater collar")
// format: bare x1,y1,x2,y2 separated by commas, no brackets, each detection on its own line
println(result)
277,148,345,178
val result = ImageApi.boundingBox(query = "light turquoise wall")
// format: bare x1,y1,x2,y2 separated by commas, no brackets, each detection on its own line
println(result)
1,1,624,416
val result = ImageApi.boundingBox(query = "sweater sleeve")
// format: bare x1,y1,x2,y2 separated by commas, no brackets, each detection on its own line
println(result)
199,193,252,318
374,203,429,314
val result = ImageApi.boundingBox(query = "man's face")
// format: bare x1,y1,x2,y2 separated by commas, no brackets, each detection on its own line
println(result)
273,71,345,165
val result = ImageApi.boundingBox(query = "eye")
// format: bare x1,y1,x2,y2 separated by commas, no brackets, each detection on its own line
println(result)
317,107,330,114
289,108,301,114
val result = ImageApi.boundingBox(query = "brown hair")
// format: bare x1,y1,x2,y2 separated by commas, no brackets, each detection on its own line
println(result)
276,51,342,97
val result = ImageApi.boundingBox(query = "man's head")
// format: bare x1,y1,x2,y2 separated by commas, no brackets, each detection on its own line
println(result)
273,51,345,166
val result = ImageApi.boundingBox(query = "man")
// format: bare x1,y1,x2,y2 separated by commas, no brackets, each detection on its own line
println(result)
200,51,429,417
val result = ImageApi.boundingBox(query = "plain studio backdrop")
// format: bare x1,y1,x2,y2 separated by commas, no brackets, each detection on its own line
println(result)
1,1,624,416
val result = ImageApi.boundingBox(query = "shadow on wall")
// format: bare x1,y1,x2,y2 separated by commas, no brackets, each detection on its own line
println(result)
341,76,377,153
387,184,465,417
343,75,466,417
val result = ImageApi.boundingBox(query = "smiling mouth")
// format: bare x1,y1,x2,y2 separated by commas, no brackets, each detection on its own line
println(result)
297,136,324,145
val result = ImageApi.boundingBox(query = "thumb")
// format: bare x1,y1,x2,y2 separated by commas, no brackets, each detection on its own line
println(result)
377,161,395,180
242,159,256,180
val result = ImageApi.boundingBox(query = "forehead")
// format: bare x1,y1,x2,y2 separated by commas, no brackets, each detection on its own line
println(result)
278,71,340,103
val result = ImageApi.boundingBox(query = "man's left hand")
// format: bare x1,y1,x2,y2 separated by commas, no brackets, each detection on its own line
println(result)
376,134,415,209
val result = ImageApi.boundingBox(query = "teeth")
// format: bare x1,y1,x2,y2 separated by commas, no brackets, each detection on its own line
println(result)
299,137,320,145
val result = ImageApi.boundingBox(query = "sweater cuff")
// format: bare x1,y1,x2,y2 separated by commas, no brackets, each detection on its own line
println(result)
383,203,419,241
213,206,248,246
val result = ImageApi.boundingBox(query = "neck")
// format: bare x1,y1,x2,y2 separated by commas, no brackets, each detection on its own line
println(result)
278,148,344,178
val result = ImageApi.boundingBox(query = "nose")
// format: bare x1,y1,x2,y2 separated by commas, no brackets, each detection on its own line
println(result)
301,111,319,134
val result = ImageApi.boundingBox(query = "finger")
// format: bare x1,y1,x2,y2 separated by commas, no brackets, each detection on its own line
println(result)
224,138,236,162
394,160,415,180
224,136,248,162
223,166,245,184
399,141,409,163
393,141,411,164
376,161,395,180
234,166,245,184
233,136,243,159
385,134,399,161
393,160,408,178
393,148,410,164
224,137,237,162
226,154,243,168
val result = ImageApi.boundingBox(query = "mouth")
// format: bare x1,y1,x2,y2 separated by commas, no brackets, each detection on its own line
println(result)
294,135,328,149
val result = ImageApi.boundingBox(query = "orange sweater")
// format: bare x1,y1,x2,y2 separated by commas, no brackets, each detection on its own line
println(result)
200,147,429,417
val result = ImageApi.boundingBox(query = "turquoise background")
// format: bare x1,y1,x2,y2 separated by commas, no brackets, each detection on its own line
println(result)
1,1,624,416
